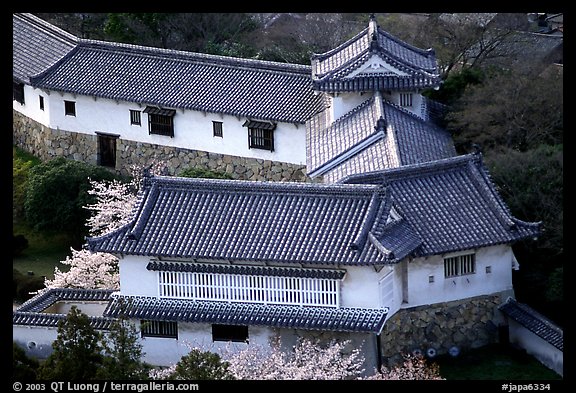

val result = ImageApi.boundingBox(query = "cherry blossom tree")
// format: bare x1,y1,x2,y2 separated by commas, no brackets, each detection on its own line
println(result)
43,162,165,292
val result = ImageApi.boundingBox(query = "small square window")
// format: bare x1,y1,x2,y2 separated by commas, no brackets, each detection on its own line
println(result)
130,110,141,126
485,266,492,274
213,121,223,137
39,96,44,111
428,275,435,283
64,100,76,116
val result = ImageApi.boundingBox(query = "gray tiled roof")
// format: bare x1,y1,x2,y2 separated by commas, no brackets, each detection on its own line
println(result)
87,178,391,265
341,154,541,257
13,288,115,329
306,93,456,180
147,261,346,280
13,13,77,83
499,298,563,351
87,153,540,265
13,13,324,124
105,294,388,334
311,17,440,92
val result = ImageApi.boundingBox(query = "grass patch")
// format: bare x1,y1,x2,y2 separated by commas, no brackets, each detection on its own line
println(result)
13,222,72,280
436,344,561,380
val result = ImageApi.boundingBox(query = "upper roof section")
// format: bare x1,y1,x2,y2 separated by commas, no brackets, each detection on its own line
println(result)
341,154,541,257
13,13,325,124
306,92,456,181
87,154,540,265
13,13,77,83
311,14,441,93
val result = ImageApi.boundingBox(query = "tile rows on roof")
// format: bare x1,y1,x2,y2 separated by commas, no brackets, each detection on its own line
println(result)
88,153,540,264
499,298,563,351
307,94,456,181
146,261,346,279
105,294,388,334
13,288,116,329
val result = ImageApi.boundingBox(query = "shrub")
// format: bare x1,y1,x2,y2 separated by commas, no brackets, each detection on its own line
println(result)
13,342,39,380
24,157,121,240
179,167,233,180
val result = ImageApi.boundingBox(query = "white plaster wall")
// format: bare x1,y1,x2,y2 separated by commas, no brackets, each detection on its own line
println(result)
43,301,109,316
13,325,58,359
339,265,382,309
330,94,372,122
13,86,51,125
16,89,306,165
391,91,424,118
508,320,563,377
119,256,158,297
138,321,274,367
405,245,514,308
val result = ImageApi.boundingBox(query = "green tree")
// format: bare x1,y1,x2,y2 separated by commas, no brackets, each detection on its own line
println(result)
169,348,235,380
37,306,104,380
13,342,39,380
97,315,150,380
24,157,121,243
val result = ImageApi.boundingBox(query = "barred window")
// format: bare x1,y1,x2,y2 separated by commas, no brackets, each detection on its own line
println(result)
243,120,276,152
130,110,141,126
444,253,476,278
141,320,178,339
400,93,413,107
213,121,223,137
144,106,175,137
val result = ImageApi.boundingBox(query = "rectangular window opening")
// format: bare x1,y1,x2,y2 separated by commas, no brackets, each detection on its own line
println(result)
141,320,178,339
64,100,76,116
130,110,141,126
97,134,117,168
248,127,274,151
400,93,413,107
39,96,44,111
444,253,476,278
212,324,248,343
13,82,25,104
213,121,223,137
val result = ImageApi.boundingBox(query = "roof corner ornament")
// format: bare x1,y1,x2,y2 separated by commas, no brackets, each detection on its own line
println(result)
375,116,387,133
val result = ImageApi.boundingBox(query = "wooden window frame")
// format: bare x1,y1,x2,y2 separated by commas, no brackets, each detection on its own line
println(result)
148,113,174,137
130,110,141,126
64,100,76,116
213,121,223,137
140,320,178,339
248,127,274,151
444,253,476,278
400,93,413,107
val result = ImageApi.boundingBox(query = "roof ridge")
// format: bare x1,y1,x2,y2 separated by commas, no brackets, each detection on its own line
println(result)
78,39,312,75
16,13,79,46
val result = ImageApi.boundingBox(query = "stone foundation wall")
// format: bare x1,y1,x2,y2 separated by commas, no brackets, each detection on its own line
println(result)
13,111,310,182
380,294,507,366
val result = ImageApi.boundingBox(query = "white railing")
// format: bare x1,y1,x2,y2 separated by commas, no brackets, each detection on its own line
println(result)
158,271,340,307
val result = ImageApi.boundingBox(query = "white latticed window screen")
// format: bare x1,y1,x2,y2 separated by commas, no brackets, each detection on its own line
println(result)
158,271,340,307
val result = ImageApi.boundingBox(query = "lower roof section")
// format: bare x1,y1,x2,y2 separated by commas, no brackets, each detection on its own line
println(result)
105,294,388,334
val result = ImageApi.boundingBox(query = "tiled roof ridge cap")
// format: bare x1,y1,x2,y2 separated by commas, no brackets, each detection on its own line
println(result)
501,297,563,338
340,154,477,184
376,26,436,58
77,39,312,74
16,13,79,46
149,174,380,195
